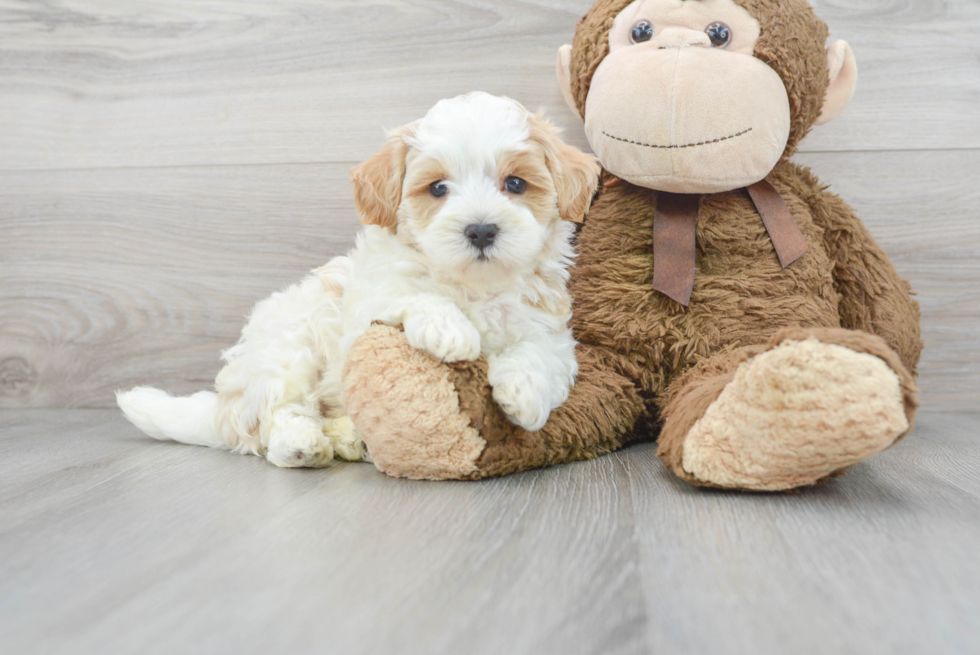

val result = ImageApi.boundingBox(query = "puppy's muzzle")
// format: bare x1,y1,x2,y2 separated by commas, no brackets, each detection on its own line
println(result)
464,223,499,253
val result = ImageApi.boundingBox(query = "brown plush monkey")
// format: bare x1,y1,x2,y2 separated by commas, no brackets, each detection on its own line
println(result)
341,0,922,490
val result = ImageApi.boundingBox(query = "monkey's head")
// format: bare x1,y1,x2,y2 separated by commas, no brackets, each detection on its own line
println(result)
557,0,858,194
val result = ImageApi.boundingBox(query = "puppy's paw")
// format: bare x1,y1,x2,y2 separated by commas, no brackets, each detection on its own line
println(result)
490,367,552,432
267,416,335,469
323,416,371,463
404,311,481,363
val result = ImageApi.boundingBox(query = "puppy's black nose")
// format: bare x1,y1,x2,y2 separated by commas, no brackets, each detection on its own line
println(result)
464,223,499,251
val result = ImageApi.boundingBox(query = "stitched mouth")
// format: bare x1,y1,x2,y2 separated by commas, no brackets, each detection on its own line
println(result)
602,127,752,150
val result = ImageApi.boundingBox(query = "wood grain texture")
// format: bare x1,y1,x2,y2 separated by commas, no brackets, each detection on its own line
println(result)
0,409,977,654
0,409,648,655
626,412,980,654
0,163,362,407
3,150,976,411
0,0,977,173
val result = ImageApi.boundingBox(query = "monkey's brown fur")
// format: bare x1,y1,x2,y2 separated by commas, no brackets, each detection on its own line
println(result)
343,0,922,488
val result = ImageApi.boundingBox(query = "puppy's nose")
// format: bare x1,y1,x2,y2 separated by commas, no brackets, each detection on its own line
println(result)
464,223,499,251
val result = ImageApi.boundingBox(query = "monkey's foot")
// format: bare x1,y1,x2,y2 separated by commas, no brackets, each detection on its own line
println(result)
680,338,910,491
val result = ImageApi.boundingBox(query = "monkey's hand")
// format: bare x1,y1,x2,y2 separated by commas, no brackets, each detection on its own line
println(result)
343,325,644,481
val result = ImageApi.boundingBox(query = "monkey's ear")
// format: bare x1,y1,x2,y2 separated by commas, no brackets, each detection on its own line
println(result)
816,41,858,126
556,45,581,119
351,125,414,231
531,115,601,224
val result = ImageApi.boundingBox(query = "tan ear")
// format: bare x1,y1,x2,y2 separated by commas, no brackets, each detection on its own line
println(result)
530,115,601,224
816,40,858,126
350,125,413,231
556,45,580,119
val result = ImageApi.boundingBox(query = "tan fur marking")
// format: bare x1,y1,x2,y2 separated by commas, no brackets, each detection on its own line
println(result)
394,154,451,237
350,124,415,232
527,114,601,223
498,149,561,227
403,157,450,201
523,290,571,320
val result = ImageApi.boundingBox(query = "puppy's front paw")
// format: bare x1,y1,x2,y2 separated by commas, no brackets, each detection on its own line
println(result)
404,311,481,363
490,368,552,432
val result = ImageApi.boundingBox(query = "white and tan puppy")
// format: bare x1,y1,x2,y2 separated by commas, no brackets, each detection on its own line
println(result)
117,93,600,468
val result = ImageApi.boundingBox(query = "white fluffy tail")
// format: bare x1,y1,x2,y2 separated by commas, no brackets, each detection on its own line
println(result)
116,387,226,449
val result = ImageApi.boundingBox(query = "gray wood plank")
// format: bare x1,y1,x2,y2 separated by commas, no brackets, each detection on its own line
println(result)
0,409,977,654
0,409,647,655
0,0,976,172
626,413,980,655
3,150,976,412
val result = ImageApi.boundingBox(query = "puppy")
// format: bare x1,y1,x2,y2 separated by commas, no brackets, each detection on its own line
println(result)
117,93,600,468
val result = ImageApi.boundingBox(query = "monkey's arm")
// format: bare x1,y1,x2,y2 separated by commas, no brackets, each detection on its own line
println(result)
796,166,923,375
342,325,646,480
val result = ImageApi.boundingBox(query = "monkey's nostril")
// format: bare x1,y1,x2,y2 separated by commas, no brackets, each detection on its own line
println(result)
464,223,499,251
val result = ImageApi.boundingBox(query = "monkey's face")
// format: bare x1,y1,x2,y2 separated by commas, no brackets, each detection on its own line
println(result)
563,0,794,194
587,0,789,193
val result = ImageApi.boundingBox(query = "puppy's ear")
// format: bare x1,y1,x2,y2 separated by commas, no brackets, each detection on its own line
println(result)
529,114,601,223
351,124,415,231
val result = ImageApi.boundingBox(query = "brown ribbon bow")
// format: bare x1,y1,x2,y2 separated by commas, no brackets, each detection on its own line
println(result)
651,179,809,306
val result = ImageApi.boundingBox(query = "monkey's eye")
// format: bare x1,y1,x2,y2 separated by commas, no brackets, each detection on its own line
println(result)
630,20,654,44
705,21,732,48
505,176,527,195
430,181,449,198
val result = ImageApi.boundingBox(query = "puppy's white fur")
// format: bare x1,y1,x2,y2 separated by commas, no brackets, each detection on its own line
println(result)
118,93,600,468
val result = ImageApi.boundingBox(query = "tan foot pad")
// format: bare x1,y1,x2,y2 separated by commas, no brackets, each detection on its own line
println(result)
682,338,909,491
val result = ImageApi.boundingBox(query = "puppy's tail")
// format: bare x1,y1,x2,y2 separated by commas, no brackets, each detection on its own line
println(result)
116,387,227,449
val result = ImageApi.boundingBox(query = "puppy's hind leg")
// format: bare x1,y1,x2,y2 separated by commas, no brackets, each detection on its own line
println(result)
266,406,335,469
324,416,371,463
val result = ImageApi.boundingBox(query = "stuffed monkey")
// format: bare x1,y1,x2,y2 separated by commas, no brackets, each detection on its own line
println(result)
342,0,922,491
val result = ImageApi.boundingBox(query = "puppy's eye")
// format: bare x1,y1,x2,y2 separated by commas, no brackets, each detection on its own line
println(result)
705,21,732,48
429,181,449,198
631,20,654,44
504,176,527,195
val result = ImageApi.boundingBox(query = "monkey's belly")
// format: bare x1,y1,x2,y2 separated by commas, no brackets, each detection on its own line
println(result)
570,177,843,395
570,244,841,395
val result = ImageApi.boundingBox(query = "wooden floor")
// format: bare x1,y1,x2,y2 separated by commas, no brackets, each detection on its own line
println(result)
1,410,978,654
